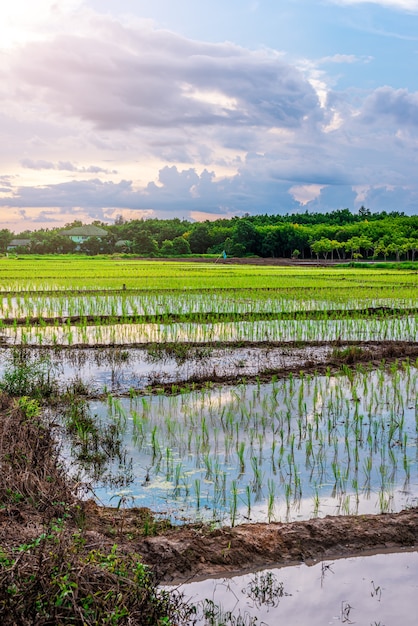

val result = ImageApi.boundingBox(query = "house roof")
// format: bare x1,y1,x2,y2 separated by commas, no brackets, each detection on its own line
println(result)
60,225,109,237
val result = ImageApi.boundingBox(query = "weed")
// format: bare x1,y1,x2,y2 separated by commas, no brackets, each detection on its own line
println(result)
0,348,59,399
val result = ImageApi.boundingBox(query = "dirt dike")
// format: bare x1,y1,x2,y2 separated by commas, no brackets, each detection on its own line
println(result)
82,503,418,583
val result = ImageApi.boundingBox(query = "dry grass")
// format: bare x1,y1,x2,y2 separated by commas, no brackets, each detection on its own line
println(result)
0,393,191,625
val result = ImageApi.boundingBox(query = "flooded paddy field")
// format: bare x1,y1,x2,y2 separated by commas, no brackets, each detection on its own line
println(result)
64,364,418,526
0,258,417,622
0,343,334,394
167,550,418,625
1,315,417,345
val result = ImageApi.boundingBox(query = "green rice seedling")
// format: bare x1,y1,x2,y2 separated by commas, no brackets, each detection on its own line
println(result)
341,494,351,515
237,441,246,475
250,456,263,495
244,484,252,519
270,439,277,474
194,478,201,510
378,490,393,513
165,447,174,481
230,480,238,527
284,483,292,513
267,478,275,522
312,486,320,517
403,452,411,482
150,425,160,460
203,453,213,479
173,462,183,496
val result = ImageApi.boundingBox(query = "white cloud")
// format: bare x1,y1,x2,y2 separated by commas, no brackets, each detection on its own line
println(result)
0,1,84,48
319,54,373,64
330,0,418,12
7,20,320,132
289,184,326,205
21,158,116,174
0,3,418,226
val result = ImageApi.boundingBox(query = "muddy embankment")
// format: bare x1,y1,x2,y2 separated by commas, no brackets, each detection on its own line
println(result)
78,503,418,583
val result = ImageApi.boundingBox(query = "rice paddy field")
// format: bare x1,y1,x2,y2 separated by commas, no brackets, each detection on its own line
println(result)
1,256,417,521
1,256,417,624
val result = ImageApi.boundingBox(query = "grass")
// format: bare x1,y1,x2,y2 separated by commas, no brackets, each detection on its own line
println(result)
0,393,192,625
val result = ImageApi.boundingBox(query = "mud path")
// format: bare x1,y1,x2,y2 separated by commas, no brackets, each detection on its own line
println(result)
82,503,418,583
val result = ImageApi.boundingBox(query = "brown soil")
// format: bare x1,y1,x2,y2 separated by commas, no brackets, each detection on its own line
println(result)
2,500,417,586
78,503,418,583
1,340,417,402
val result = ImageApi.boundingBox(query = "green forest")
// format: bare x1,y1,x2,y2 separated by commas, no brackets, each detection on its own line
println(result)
5,207,418,261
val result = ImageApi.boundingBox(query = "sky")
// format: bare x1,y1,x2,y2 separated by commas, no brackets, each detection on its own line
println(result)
1,0,418,232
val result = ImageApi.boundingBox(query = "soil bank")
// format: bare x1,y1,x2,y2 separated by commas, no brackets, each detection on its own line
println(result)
82,503,418,583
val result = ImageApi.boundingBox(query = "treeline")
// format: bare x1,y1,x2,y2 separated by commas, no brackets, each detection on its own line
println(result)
5,207,418,261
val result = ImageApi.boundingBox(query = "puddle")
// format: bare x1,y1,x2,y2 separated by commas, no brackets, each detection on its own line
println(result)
168,550,418,625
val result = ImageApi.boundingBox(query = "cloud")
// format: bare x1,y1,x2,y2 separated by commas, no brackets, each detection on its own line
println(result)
8,19,321,132
21,158,117,174
2,148,418,228
0,1,84,48
0,4,418,227
9,179,136,209
21,159,57,170
32,210,67,223
330,0,418,12
319,54,373,64
360,86,418,126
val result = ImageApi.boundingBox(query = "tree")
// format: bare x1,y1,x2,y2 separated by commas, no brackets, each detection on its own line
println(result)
188,223,212,254
344,236,372,259
79,237,103,256
358,205,371,218
386,238,408,262
261,230,280,257
171,236,191,255
132,231,159,256
232,219,261,255
406,238,418,261
373,239,388,261
31,231,76,254
330,240,343,260
0,229,13,253
160,240,174,256
310,238,333,260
